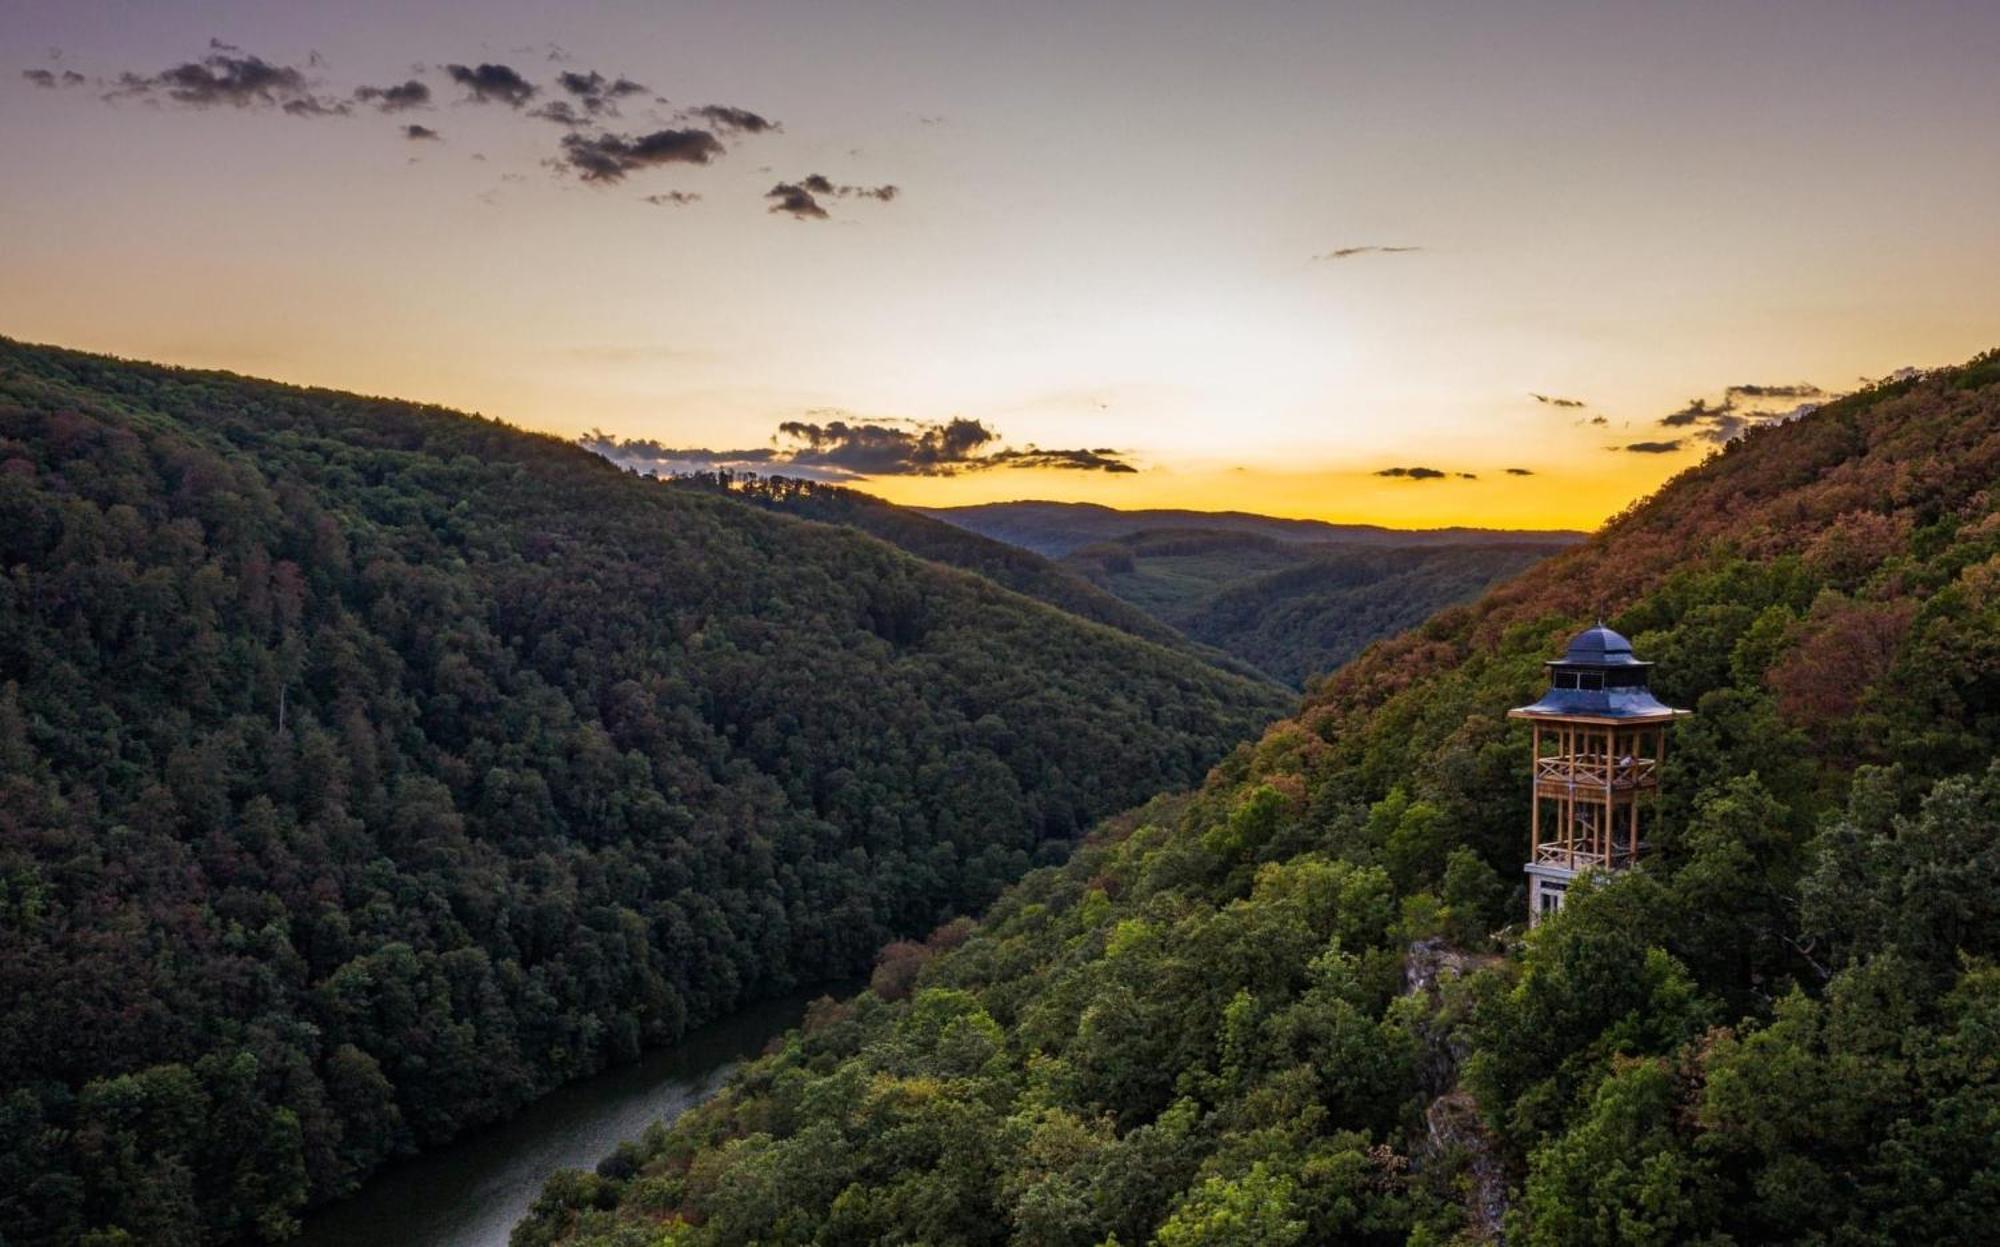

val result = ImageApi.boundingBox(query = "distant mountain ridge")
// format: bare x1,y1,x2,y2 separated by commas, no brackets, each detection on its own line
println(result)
653,478,1567,689
654,473,1268,679
919,499,1586,558
1061,528,1569,686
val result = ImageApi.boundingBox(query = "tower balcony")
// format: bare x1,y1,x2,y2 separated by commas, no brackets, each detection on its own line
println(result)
1532,754,1660,791
1531,835,1647,872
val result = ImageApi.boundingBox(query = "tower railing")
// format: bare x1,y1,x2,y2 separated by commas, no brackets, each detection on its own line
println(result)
1533,755,1658,788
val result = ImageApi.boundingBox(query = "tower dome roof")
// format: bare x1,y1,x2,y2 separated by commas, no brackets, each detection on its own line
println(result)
1557,624,1644,667
1508,621,1689,721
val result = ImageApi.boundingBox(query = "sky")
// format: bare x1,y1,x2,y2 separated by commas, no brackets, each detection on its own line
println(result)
4,1,2000,529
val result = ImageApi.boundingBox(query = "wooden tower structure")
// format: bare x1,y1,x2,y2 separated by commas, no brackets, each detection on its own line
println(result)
1507,624,1690,923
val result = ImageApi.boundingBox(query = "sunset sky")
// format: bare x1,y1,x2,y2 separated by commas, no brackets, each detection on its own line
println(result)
5,1,1999,528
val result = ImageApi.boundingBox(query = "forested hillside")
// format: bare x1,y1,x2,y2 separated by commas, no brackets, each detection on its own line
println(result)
645,479,1562,689
0,338,1287,1245
523,351,2000,1247
922,500,1582,559
652,474,1225,661
1062,530,1565,686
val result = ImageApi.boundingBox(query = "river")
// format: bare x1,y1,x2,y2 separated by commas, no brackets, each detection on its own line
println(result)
292,987,838,1247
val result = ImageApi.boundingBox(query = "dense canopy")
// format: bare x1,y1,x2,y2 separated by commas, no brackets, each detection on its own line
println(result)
523,350,2000,1247
0,339,1287,1245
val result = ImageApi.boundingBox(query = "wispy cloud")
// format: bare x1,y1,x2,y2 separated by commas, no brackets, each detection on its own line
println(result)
1532,393,1587,408
1314,245,1423,261
445,62,537,107
559,128,725,182
766,173,900,220
354,79,429,111
1725,382,1823,400
108,46,350,116
21,68,86,89
683,104,778,134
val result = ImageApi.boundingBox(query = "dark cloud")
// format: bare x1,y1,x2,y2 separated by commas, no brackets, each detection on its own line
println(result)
1725,382,1822,400
1588,415,1609,425
1314,245,1422,261
559,128,725,182
354,79,429,111
1374,466,1449,480
22,69,86,88
403,123,441,141
767,173,900,219
445,62,536,107
1505,467,1535,475
529,100,591,127
111,49,349,115
1532,393,1586,408
1659,397,1731,427
684,104,779,134
1694,414,1752,444
766,181,828,219
1459,472,1479,480
583,417,1136,480
983,448,1138,473
553,70,648,117
1620,440,1685,454
642,191,701,206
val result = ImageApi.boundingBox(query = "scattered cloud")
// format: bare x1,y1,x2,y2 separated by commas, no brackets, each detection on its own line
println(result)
583,417,1136,480
109,48,350,116
1652,387,1827,447
766,181,827,219
1505,467,1535,476
36,47,876,212
1374,466,1448,480
1658,397,1732,427
1725,382,1822,400
1314,245,1422,261
557,69,648,115
684,104,779,134
642,191,701,206
1532,393,1586,408
529,99,592,127
354,79,429,111
445,62,537,107
1588,415,1609,425
1619,440,1685,454
766,173,900,220
559,127,725,182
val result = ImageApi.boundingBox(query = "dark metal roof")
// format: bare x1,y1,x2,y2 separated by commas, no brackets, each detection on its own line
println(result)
1512,685,1682,720
1508,624,1690,721
1552,624,1646,668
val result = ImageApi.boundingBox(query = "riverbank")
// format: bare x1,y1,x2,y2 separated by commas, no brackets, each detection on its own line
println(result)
292,987,842,1247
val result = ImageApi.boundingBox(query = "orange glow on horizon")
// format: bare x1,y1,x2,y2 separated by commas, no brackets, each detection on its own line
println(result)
856,458,1679,532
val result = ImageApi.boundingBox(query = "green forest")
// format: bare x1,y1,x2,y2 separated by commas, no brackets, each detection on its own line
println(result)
0,339,1288,1246
519,351,2000,1246
1059,531,1565,687
654,476,1563,690
652,474,1233,665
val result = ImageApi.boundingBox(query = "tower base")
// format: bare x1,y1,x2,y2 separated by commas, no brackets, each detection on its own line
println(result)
1525,862,1576,925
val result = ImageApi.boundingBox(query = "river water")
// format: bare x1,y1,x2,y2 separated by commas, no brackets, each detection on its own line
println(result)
293,987,836,1247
